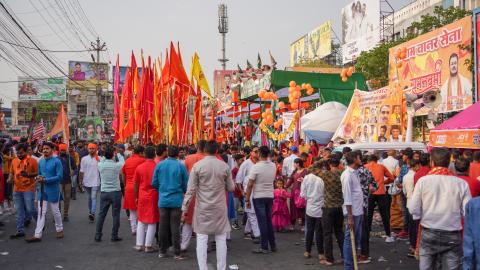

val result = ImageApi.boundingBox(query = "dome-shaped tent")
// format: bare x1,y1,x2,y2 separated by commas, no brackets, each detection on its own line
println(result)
301,102,347,144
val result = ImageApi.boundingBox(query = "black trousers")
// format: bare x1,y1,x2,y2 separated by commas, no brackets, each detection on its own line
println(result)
305,214,323,254
361,210,370,257
367,194,391,236
95,191,121,239
159,207,181,255
322,207,344,262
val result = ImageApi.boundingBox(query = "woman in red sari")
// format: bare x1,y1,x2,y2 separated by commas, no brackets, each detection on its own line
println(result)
285,158,307,230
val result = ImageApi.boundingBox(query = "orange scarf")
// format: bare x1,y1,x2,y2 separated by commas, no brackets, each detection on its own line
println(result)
427,166,453,176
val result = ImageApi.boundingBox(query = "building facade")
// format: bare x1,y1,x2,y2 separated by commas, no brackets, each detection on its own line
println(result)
390,0,480,40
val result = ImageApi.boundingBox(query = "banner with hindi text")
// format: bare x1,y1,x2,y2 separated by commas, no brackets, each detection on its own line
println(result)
388,16,473,115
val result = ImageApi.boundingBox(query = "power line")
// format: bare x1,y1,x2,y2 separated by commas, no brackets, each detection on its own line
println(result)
0,39,91,52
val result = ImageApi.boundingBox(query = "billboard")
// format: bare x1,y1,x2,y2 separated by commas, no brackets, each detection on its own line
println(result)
290,21,332,66
111,66,142,93
341,0,380,64
474,9,480,102
389,16,473,115
68,61,109,89
332,86,405,143
76,116,104,141
18,77,66,101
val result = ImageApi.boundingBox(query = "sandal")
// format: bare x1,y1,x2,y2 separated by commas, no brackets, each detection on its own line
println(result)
133,245,144,251
144,246,158,253
319,259,333,266
303,252,311,258
174,255,186,260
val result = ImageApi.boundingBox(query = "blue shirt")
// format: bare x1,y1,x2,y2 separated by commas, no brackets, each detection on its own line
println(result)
152,157,188,208
98,158,124,192
463,197,480,270
38,156,63,202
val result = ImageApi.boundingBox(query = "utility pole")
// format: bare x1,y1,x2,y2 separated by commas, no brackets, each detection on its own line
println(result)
90,37,106,117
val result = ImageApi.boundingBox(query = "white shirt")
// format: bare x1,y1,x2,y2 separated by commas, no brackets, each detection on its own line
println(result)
282,154,298,177
341,166,363,216
402,169,415,200
300,173,324,218
381,156,399,175
80,155,100,187
248,160,276,199
236,158,255,213
408,174,471,231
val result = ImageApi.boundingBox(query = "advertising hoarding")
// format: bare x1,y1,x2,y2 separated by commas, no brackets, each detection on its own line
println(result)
389,16,473,115
290,21,332,66
18,77,66,101
341,0,380,64
68,61,109,89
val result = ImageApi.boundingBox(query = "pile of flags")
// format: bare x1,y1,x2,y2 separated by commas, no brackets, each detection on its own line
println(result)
112,42,212,145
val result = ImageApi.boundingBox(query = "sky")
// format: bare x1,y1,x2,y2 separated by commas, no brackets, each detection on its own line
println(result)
0,0,413,108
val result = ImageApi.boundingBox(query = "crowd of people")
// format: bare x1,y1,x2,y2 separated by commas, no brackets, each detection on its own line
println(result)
0,136,480,270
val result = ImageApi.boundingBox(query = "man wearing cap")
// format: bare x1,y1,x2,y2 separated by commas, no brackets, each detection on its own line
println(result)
58,143,77,221
79,143,100,222
282,146,299,179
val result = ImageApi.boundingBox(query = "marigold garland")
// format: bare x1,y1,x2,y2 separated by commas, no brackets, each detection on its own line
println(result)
260,112,299,141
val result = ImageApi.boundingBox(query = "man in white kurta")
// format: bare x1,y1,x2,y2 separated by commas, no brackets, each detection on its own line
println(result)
182,141,235,270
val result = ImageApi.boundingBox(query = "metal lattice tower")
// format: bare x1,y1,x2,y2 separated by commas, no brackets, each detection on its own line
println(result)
380,0,395,42
218,4,229,70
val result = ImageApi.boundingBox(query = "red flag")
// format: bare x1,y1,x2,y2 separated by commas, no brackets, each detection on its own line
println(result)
112,55,120,142
118,69,131,142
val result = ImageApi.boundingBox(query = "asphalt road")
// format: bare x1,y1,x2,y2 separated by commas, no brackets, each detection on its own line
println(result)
0,192,418,270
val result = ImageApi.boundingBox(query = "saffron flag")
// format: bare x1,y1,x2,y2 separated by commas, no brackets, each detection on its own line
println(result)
48,104,69,142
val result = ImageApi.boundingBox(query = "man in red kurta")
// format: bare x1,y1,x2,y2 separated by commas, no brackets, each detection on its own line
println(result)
122,145,146,235
133,146,159,252
180,140,207,251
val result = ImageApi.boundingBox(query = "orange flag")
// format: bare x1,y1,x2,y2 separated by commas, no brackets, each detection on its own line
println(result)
48,104,70,142
118,69,131,142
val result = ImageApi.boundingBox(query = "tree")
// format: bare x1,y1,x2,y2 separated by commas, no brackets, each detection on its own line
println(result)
409,6,471,34
355,6,470,89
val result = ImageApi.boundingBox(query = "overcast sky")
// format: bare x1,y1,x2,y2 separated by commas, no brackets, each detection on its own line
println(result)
0,0,412,108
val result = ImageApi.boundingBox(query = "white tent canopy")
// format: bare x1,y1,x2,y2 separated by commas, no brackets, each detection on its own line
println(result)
301,102,347,144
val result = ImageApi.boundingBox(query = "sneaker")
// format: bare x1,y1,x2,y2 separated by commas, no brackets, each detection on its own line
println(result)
358,255,371,264
88,214,94,222
385,236,395,243
158,253,168,258
111,237,123,242
407,251,415,258
56,231,64,239
231,223,240,230
25,236,42,243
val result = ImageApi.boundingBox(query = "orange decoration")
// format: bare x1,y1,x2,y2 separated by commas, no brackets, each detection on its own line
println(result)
347,66,354,77
307,89,314,95
272,94,278,100
341,68,347,77
261,112,267,118
301,83,306,89
278,101,285,109
301,102,310,109
278,118,283,124
306,83,311,89
289,87,295,93
396,61,403,68
289,81,296,87
258,89,266,98
399,51,406,59
292,90,301,99
291,102,298,109
342,76,348,82
295,85,301,92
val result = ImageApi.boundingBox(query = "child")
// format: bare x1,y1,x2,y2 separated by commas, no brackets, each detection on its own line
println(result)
231,154,245,230
272,179,291,232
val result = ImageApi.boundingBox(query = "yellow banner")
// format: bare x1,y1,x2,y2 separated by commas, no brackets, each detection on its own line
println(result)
290,21,332,66
332,86,405,143
389,16,473,115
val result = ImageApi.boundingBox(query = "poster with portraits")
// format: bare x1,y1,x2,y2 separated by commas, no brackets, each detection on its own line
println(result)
341,0,380,64
389,16,473,115
77,116,104,141
332,87,405,143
